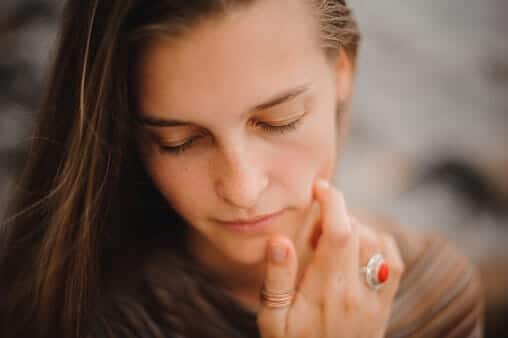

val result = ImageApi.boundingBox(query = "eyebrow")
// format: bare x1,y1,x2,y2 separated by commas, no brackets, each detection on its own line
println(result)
137,83,311,128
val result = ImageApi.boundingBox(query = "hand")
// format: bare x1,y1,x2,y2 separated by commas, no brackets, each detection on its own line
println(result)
257,179,405,338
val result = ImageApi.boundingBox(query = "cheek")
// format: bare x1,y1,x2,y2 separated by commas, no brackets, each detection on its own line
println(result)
317,142,337,180
144,154,211,220
271,121,337,209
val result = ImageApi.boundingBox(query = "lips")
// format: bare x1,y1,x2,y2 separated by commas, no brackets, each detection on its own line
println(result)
220,210,283,225
217,209,286,233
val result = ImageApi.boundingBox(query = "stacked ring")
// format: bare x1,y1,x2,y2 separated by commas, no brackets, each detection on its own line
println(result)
260,287,294,308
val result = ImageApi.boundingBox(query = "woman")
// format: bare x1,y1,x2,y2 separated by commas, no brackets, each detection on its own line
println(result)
0,0,484,337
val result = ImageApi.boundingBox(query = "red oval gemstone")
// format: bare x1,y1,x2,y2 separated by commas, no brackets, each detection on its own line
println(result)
377,262,389,283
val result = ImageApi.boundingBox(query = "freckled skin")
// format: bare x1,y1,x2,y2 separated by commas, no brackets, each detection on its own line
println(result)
136,0,352,294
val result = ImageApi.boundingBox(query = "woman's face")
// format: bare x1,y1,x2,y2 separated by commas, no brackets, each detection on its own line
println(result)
135,0,352,265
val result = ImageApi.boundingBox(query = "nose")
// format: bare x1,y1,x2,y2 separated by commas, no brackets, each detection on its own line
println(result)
214,143,268,210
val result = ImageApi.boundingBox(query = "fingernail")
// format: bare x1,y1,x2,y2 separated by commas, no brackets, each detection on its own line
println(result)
270,243,287,263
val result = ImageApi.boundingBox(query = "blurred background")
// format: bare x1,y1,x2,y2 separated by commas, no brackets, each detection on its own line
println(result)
0,0,507,336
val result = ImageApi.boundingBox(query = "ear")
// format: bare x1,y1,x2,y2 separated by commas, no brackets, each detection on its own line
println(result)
331,48,354,159
333,48,354,103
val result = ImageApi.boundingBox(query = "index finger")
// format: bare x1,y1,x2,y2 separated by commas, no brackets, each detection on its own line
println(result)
295,180,359,305
313,180,359,279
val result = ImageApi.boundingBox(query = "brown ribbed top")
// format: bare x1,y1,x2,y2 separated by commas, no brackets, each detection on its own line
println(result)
91,215,485,338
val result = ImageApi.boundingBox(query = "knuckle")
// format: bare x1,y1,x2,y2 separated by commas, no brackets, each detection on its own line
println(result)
328,226,352,246
400,257,406,273
265,272,279,284
392,250,406,274
265,271,283,288
349,214,361,226
343,291,361,313
393,258,406,277
380,233,396,253
359,230,377,252
331,188,348,214
356,221,380,249
332,188,345,203
381,233,405,276
265,266,285,291
380,232,395,246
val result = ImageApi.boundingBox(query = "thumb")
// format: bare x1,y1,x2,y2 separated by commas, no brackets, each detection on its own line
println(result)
257,237,298,338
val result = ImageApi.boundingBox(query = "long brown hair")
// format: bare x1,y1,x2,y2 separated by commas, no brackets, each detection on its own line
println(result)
0,1,360,337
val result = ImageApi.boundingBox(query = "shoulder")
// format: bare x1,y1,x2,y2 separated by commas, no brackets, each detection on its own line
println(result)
358,212,485,338
87,269,162,337
87,249,249,338
87,251,184,338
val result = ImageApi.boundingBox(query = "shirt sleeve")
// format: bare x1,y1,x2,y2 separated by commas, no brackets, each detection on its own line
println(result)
364,214,485,338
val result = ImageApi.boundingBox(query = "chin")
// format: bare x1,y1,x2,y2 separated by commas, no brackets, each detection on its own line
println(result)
224,237,268,266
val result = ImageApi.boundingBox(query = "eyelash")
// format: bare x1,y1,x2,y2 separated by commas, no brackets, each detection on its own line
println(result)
159,117,304,156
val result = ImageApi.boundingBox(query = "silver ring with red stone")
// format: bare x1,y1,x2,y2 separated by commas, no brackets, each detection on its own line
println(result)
361,253,390,290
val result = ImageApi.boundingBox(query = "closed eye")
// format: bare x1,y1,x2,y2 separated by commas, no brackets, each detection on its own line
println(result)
159,114,305,156
254,117,303,133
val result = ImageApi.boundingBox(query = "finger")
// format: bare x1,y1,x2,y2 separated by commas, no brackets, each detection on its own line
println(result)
306,201,322,251
354,220,391,294
257,237,298,338
354,219,381,268
378,233,405,302
296,180,355,307
316,180,359,279
292,199,320,270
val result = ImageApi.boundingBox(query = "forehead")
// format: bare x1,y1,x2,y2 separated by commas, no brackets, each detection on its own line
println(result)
135,0,326,121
